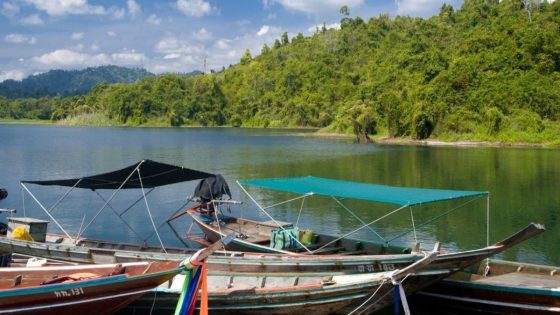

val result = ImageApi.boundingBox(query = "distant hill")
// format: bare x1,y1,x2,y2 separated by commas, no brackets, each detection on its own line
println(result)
0,65,153,99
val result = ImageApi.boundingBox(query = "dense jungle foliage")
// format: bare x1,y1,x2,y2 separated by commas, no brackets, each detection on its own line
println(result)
0,66,153,99
1,0,559,144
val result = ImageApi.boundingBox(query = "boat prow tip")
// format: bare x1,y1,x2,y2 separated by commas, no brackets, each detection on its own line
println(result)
532,222,546,231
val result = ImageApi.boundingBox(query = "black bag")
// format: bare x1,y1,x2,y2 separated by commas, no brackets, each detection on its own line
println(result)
0,188,7,201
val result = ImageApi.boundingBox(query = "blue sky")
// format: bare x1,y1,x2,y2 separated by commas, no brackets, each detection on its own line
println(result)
0,0,463,82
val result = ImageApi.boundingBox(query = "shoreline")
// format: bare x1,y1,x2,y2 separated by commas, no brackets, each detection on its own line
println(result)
373,137,552,149
1,120,556,149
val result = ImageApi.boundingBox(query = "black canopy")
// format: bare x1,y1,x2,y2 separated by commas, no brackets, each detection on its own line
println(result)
21,160,215,190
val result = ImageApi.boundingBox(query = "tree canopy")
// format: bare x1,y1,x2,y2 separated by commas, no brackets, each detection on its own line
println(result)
1,0,559,144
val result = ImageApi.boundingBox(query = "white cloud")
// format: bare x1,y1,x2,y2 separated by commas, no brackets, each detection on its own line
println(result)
270,0,364,14
72,43,84,51
176,0,212,17
307,22,340,33
155,36,205,56
146,14,161,25
205,26,283,71
90,43,100,51
0,69,25,82
192,28,212,41
163,53,181,60
110,6,126,19
127,0,140,17
257,25,270,36
71,32,85,40
5,33,37,44
107,31,117,37
23,0,109,16
31,49,147,68
262,0,273,9
111,51,147,65
214,38,231,50
1,1,19,16
19,14,44,25
395,0,446,16
32,49,109,67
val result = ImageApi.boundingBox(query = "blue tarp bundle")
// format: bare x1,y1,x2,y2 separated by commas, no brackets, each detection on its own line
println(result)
238,176,488,206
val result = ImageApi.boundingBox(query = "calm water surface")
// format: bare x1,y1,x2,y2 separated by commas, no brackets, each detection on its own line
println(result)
0,125,559,266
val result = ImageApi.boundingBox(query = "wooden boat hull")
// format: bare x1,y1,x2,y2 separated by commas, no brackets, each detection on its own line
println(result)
413,259,560,314
124,271,400,315
0,224,545,314
122,224,544,315
0,262,180,315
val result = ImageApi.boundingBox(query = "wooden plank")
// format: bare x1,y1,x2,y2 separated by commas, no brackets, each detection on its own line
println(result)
475,272,560,289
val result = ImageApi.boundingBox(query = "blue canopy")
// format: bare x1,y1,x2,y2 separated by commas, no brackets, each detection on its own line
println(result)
238,176,488,206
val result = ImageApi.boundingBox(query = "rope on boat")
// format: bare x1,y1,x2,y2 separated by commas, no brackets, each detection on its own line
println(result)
385,195,485,244
390,274,412,315
312,204,409,254
409,207,417,245
237,182,312,253
332,196,386,243
295,195,307,228
77,161,143,240
137,168,168,254
93,189,143,239
346,279,388,315
148,286,158,315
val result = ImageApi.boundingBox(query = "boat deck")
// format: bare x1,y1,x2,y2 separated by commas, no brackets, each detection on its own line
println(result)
211,220,293,244
473,272,560,289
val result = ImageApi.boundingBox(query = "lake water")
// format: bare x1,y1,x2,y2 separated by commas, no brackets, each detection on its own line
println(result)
0,124,559,266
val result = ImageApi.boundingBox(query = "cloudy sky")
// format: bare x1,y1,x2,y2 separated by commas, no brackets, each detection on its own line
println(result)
0,0,463,82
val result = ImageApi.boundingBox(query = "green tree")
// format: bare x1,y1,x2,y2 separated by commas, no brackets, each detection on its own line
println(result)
240,49,252,65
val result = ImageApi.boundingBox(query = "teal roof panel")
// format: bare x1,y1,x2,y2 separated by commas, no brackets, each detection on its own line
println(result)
238,176,488,206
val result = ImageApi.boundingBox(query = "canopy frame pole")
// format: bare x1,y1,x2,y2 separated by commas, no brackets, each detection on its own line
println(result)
77,160,145,240
147,197,195,243
486,194,490,268
92,189,143,240
294,195,307,228
20,183,74,242
20,185,26,217
118,187,155,217
205,180,229,253
386,195,485,244
331,196,386,243
137,168,167,254
237,181,312,253
487,194,490,248
262,194,313,210
47,179,82,214
410,206,417,244
311,204,409,254
168,221,190,248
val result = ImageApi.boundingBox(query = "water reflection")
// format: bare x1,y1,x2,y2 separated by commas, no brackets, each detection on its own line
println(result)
0,125,558,264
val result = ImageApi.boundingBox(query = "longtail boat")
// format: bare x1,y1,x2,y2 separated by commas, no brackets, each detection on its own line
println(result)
0,163,546,313
0,159,214,264
188,176,500,255
0,260,180,315
0,234,230,315
413,259,560,314
126,249,439,315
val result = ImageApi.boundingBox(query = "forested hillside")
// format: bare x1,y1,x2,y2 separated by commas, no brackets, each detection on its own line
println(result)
0,66,152,99
1,0,559,144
